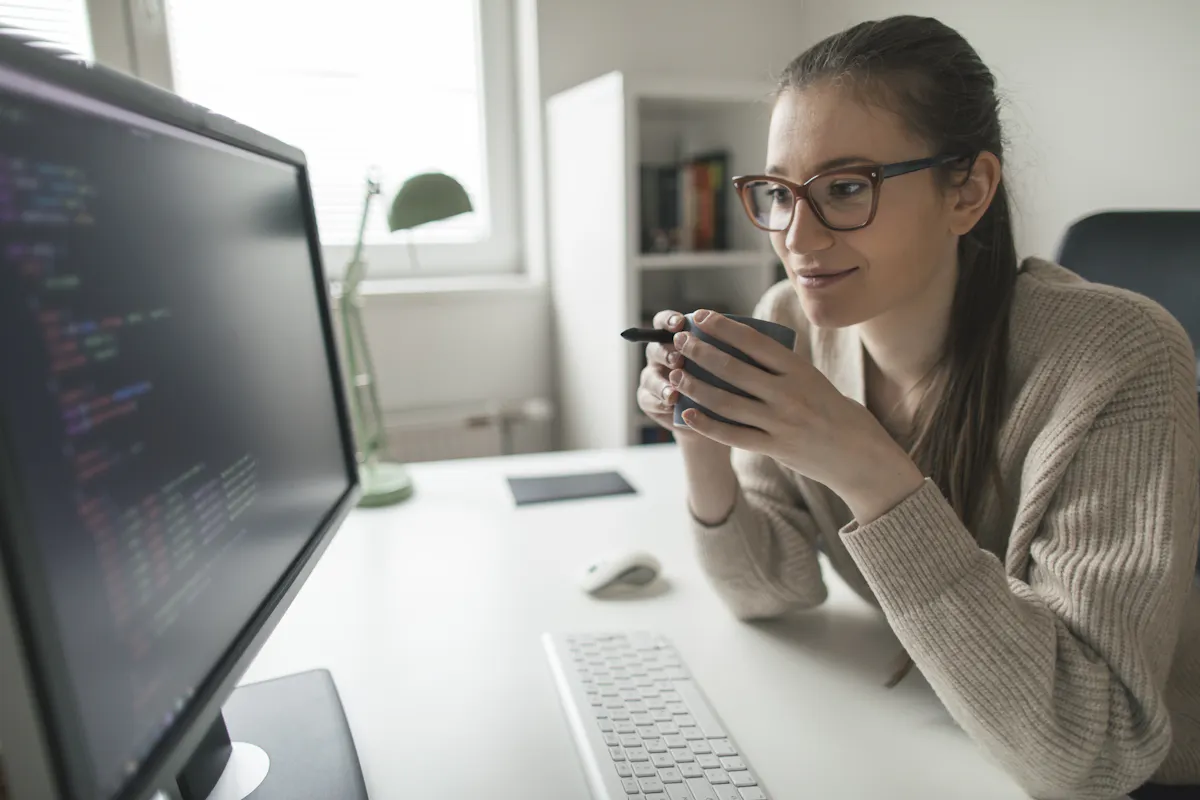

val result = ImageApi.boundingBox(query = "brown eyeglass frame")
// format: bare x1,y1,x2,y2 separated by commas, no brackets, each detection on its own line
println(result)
732,153,971,232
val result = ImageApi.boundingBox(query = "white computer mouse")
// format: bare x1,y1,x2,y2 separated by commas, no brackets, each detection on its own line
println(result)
580,550,662,594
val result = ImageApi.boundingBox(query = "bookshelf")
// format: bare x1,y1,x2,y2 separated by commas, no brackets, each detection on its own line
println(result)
547,72,782,450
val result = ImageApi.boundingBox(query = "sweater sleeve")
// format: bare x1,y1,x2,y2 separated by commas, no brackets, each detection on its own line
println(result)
691,448,828,619
839,404,1200,798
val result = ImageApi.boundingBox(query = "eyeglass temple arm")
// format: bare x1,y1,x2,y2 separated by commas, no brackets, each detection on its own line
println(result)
880,154,972,179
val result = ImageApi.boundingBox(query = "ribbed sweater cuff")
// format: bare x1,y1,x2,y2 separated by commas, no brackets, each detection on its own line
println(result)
691,492,821,596
839,478,981,616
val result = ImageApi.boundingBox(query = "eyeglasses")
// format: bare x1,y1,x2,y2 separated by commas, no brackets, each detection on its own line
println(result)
732,154,970,233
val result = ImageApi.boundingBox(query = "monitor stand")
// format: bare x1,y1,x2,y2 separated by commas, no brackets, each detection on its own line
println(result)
175,669,368,800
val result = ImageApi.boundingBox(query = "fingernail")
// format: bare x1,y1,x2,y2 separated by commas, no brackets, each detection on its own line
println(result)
669,369,682,386
666,352,680,366
674,332,689,349
694,309,711,323
662,384,674,401
668,314,681,328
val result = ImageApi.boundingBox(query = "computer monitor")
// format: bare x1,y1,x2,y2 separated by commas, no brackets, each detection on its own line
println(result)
0,33,365,800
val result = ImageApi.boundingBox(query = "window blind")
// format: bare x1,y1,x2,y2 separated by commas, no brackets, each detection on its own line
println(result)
164,0,488,248
0,0,93,59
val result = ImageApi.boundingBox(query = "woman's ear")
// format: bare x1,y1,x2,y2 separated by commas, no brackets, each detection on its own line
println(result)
948,150,1002,235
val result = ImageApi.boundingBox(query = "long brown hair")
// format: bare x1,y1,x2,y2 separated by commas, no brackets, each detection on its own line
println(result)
779,16,1019,684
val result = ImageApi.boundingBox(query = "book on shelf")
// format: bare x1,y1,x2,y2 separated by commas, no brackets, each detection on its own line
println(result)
640,151,729,254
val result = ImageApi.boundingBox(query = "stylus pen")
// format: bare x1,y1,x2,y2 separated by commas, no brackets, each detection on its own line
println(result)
620,327,675,344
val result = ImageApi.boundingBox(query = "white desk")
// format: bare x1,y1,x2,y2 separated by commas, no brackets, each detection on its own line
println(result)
240,444,1029,799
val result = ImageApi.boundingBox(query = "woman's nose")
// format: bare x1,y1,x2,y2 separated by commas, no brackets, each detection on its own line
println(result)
784,199,836,255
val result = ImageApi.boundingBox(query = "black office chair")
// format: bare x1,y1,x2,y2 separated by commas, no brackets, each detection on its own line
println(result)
1055,210,1200,573
1056,210,1200,355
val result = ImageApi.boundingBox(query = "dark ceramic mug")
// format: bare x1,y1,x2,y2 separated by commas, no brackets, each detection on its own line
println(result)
674,312,798,429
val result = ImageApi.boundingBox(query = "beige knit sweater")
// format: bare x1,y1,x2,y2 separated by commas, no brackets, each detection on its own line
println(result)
691,258,1200,799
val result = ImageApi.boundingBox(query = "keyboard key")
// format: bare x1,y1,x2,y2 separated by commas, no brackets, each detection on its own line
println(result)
646,740,668,754
663,734,687,748
712,740,737,757
689,741,712,755
604,733,620,746
610,747,626,761
621,690,642,701
670,682,726,738
632,713,655,726
667,702,689,715
669,748,694,763
666,785,694,800
646,697,668,711
633,762,657,778
681,727,704,741
612,710,633,721
639,777,665,794
659,767,684,784
638,726,661,739
616,722,637,734
622,777,642,794
739,789,768,800
714,786,742,800
651,753,674,768
687,778,720,800
621,734,642,747
728,771,756,787
629,702,649,713
627,747,650,762
598,719,615,733
676,714,696,727
660,691,682,703
658,722,680,735
602,688,621,698
606,699,625,709
700,767,729,786
719,757,745,772
616,762,633,778
651,709,672,722
679,763,704,779
696,754,720,769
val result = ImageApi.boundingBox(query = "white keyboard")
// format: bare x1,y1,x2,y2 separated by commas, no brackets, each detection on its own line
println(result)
543,631,771,800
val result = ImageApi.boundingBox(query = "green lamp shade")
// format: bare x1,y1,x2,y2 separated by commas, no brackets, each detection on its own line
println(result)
387,172,473,232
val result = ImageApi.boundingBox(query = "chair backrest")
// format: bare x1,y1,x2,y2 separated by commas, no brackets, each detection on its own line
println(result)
1055,210,1200,573
1055,210,1200,357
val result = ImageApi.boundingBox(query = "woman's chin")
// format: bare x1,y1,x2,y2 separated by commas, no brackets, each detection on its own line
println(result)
795,290,867,329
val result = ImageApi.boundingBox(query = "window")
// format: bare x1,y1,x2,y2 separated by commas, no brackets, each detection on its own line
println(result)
0,0,94,59
163,0,518,276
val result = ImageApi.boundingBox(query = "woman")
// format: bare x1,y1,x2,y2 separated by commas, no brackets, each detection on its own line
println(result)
636,15,1200,800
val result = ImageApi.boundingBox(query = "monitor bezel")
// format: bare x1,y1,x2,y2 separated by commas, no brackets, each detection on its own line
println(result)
0,34,363,800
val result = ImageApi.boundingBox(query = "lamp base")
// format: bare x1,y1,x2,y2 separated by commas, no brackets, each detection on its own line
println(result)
357,460,414,507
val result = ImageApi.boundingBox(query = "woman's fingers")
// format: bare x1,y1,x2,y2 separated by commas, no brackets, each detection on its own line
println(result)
639,365,676,409
652,309,685,332
646,342,684,368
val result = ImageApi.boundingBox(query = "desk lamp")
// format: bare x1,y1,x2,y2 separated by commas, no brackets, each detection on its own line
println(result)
339,170,473,507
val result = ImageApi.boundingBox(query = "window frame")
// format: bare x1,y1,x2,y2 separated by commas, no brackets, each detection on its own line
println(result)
88,0,521,279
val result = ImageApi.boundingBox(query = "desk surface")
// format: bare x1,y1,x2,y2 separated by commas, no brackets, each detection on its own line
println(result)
241,444,1029,799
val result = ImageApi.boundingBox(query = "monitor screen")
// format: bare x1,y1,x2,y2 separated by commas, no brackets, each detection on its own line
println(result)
0,63,354,799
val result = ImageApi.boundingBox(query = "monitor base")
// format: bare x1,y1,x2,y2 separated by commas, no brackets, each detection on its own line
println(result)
176,669,367,800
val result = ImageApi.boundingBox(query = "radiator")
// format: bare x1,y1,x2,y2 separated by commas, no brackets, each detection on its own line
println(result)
381,399,553,463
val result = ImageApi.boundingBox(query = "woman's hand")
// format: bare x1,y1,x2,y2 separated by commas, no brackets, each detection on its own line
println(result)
636,310,726,450
671,309,925,523
635,309,686,431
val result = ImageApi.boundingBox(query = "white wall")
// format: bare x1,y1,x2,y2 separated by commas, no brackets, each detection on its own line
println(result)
762,0,1200,260
537,0,812,99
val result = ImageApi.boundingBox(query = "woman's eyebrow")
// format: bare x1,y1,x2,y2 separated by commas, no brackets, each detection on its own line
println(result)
765,155,876,177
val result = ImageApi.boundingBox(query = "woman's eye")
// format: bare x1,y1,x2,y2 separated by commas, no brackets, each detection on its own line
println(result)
828,180,868,199
766,186,791,203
